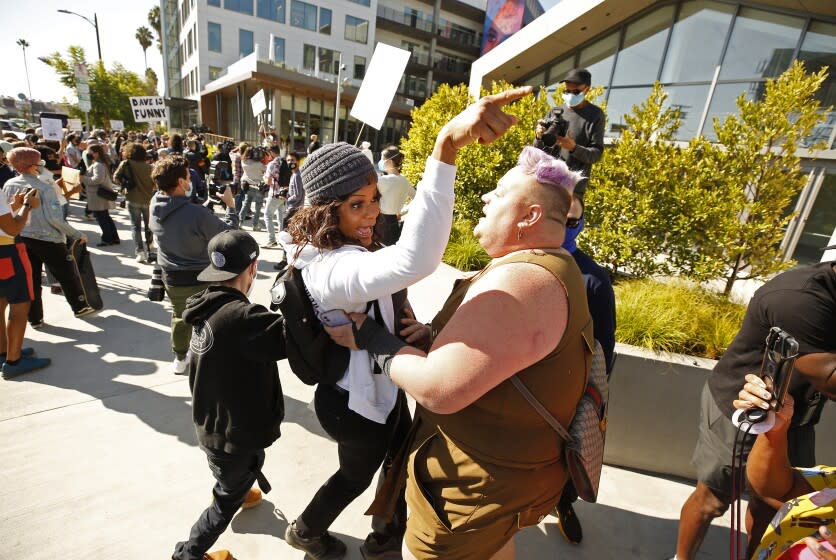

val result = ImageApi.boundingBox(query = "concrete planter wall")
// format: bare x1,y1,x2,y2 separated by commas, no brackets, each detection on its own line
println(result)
605,343,836,480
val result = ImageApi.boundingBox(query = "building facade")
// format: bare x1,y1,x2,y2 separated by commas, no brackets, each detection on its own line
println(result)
469,0,835,265
160,0,484,151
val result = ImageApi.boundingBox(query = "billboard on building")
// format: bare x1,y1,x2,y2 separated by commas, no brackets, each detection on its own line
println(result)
481,0,547,56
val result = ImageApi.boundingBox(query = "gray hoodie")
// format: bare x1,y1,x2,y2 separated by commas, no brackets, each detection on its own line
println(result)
149,192,239,284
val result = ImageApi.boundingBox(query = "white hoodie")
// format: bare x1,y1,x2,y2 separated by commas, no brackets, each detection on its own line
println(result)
279,157,456,423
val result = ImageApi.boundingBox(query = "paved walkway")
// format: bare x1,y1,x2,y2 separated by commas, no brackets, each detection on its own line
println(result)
0,201,736,559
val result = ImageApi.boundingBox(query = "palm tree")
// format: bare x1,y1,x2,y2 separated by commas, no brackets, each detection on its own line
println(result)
17,39,33,117
136,26,153,70
148,6,162,53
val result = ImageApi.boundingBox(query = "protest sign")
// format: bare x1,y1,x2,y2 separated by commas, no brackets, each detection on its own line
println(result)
41,118,64,141
130,97,168,122
110,120,125,131
350,43,411,130
67,118,83,131
251,90,267,116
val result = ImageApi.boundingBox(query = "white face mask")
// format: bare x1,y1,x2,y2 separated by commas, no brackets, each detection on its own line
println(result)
245,268,256,297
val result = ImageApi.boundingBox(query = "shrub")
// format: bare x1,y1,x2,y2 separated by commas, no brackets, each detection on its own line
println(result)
443,219,490,271
614,279,746,359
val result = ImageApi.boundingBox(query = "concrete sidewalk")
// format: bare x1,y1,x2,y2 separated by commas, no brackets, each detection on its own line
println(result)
0,201,736,559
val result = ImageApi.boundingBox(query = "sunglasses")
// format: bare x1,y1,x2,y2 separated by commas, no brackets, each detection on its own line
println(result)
566,216,581,229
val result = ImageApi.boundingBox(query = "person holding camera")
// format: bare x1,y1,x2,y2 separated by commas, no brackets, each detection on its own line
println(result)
149,155,238,375
534,68,605,199
670,260,836,560
735,380,835,560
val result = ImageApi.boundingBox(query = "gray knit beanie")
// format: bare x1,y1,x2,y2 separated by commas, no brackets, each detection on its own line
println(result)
301,142,376,204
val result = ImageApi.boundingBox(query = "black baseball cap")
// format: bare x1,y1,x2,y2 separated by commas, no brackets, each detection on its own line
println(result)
561,68,592,86
198,230,260,282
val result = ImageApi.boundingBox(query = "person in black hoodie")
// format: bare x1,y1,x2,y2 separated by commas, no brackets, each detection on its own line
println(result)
172,230,286,560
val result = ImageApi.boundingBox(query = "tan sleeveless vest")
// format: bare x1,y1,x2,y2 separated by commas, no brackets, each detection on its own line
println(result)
419,249,594,469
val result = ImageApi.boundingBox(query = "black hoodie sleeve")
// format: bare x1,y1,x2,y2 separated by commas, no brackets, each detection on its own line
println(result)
240,304,288,362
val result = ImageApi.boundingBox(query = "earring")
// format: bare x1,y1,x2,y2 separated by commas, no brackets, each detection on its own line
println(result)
517,227,523,240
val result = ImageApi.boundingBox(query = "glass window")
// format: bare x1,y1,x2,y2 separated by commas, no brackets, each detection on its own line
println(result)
348,0,370,5
224,0,253,15
605,86,653,136
208,22,222,53
661,1,735,83
793,172,836,264
257,0,285,23
665,84,712,140
545,57,575,105
319,8,331,34
291,0,317,31
524,72,545,88
700,81,761,140
578,32,618,89
354,55,366,80
239,28,254,57
303,44,316,71
319,48,340,75
611,5,675,86
208,0,220,6
345,15,369,44
798,21,836,148
208,66,223,80
273,36,285,64
719,8,804,81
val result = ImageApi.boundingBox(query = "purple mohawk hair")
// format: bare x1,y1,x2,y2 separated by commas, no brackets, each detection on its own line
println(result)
516,146,583,193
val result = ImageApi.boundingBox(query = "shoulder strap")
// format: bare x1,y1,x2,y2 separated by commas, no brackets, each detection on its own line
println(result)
510,376,574,444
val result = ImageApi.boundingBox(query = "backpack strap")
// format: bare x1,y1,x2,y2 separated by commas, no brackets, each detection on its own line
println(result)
510,376,574,444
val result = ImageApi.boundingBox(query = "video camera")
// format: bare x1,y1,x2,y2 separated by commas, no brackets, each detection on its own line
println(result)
541,109,570,148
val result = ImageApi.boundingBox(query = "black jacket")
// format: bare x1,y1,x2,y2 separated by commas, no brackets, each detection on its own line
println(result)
183,285,287,453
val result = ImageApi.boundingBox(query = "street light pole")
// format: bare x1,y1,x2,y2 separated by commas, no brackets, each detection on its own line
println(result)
16,39,34,119
57,9,102,62
334,54,345,143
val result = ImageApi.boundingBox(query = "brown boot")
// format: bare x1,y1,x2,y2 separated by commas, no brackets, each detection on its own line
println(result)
204,551,234,560
241,487,263,510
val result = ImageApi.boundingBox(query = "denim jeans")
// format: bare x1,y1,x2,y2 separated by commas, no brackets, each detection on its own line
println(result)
126,202,153,254
263,195,287,242
92,210,119,244
238,186,264,228
298,384,410,538
172,446,265,560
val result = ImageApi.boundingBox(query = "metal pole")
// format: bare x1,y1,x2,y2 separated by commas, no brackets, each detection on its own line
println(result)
334,53,343,143
85,112,90,135
94,13,102,62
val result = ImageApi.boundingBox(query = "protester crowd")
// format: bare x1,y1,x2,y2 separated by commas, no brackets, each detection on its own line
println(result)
1,71,833,560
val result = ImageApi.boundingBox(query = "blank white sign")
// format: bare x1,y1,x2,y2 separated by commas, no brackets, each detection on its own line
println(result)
350,43,411,131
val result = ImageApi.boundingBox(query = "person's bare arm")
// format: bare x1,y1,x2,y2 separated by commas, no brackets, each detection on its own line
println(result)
795,352,836,400
383,262,567,414
0,190,40,236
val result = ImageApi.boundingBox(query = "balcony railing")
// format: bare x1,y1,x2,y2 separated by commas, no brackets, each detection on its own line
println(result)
377,5,433,33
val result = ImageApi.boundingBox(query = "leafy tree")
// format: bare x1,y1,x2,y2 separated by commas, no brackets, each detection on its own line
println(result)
136,26,153,71
702,61,829,295
40,46,157,128
148,6,162,54
400,82,549,222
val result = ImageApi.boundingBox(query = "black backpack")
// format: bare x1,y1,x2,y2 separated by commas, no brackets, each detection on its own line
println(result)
269,262,349,386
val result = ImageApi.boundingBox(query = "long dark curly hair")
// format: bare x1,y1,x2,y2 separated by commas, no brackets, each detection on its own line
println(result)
288,173,381,251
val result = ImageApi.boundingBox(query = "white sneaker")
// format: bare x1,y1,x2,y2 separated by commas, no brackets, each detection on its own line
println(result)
172,355,189,375
136,251,148,263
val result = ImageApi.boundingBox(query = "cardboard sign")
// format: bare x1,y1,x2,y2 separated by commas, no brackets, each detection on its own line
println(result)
130,96,168,122
41,118,64,141
350,43,411,130
61,166,81,188
251,89,267,116
110,120,124,131
67,118,83,131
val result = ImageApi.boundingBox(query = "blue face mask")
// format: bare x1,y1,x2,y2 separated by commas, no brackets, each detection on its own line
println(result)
562,91,586,107
378,159,386,172
562,214,584,253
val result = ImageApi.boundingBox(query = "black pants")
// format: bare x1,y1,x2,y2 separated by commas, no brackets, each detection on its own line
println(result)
299,384,411,538
23,237,86,323
92,210,119,244
172,446,265,560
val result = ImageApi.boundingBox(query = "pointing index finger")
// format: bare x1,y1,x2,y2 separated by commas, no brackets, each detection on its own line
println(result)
481,86,534,107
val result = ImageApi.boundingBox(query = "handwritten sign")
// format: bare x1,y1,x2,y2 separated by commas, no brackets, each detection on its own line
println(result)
41,118,64,141
129,96,168,122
